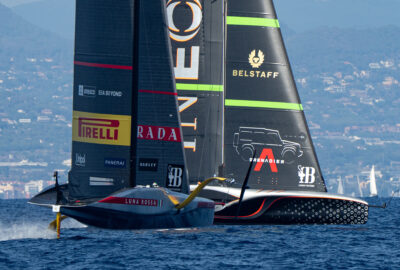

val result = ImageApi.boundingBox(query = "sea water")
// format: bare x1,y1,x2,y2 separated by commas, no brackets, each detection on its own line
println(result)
0,198,398,269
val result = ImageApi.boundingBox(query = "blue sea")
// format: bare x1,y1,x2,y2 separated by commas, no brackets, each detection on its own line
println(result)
0,198,398,270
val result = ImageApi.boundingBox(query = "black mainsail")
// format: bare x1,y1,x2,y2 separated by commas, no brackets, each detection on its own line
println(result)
70,0,134,199
194,0,369,225
166,0,225,183
224,0,326,192
30,0,215,230
70,0,188,199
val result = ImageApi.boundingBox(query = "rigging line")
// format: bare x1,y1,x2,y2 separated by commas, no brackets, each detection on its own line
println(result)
236,150,257,218
372,188,400,209
386,189,399,207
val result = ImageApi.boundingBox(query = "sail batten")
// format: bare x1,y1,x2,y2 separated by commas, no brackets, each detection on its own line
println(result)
225,99,303,111
74,61,133,70
176,83,224,92
227,16,280,28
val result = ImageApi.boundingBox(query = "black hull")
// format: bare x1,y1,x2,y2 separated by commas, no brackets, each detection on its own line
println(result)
214,196,368,225
29,185,214,230
61,206,212,230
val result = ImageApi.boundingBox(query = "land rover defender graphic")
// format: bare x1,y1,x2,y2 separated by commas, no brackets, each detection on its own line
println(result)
233,127,303,163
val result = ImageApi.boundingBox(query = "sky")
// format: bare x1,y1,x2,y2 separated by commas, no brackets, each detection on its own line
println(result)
0,0,38,7
2,0,400,36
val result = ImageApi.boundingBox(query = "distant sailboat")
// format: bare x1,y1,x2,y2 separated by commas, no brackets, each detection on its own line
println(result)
369,165,378,197
337,176,344,195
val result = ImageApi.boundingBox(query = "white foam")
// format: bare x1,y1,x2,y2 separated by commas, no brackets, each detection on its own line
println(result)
0,218,87,241
0,222,55,241
61,218,87,229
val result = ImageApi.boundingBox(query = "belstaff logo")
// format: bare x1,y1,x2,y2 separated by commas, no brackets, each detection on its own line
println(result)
166,0,203,42
298,166,316,187
166,164,184,189
249,50,265,68
232,49,279,79
72,111,131,146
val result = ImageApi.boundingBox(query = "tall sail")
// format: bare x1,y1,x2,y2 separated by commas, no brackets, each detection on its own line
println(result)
166,0,225,182
136,0,189,194
70,0,134,199
337,176,344,195
223,0,327,192
69,0,188,199
369,165,377,196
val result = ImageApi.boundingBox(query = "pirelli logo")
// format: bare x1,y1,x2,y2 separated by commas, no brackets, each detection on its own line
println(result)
73,111,131,146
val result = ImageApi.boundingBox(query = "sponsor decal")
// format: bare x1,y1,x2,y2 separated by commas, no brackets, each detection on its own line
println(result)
298,166,316,187
99,196,162,207
78,84,123,98
167,0,202,80
166,164,184,189
98,89,123,97
167,0,202,42
104,158,126,168
233,127,302,165
75,153,86,167
72,111,131,146
249,50,264,68
138,158,158,172
232,70,279,79
137,125,181,142
89,176,114,186
167,1,203,152
78,85,96,97
178,96,198,151
232,49,280,79
253,148,279,173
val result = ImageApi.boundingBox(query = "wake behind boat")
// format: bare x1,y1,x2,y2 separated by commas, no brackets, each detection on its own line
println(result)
29,0,217,231
170,0,369,224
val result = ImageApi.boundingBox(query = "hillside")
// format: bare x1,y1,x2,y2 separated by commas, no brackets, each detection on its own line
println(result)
0,3,71,68
285,26,400,73
12,0,75,40
0,3,73,183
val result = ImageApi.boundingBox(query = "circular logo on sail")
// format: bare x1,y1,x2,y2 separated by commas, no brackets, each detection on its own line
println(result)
166,0,203,42
248,50,265,68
